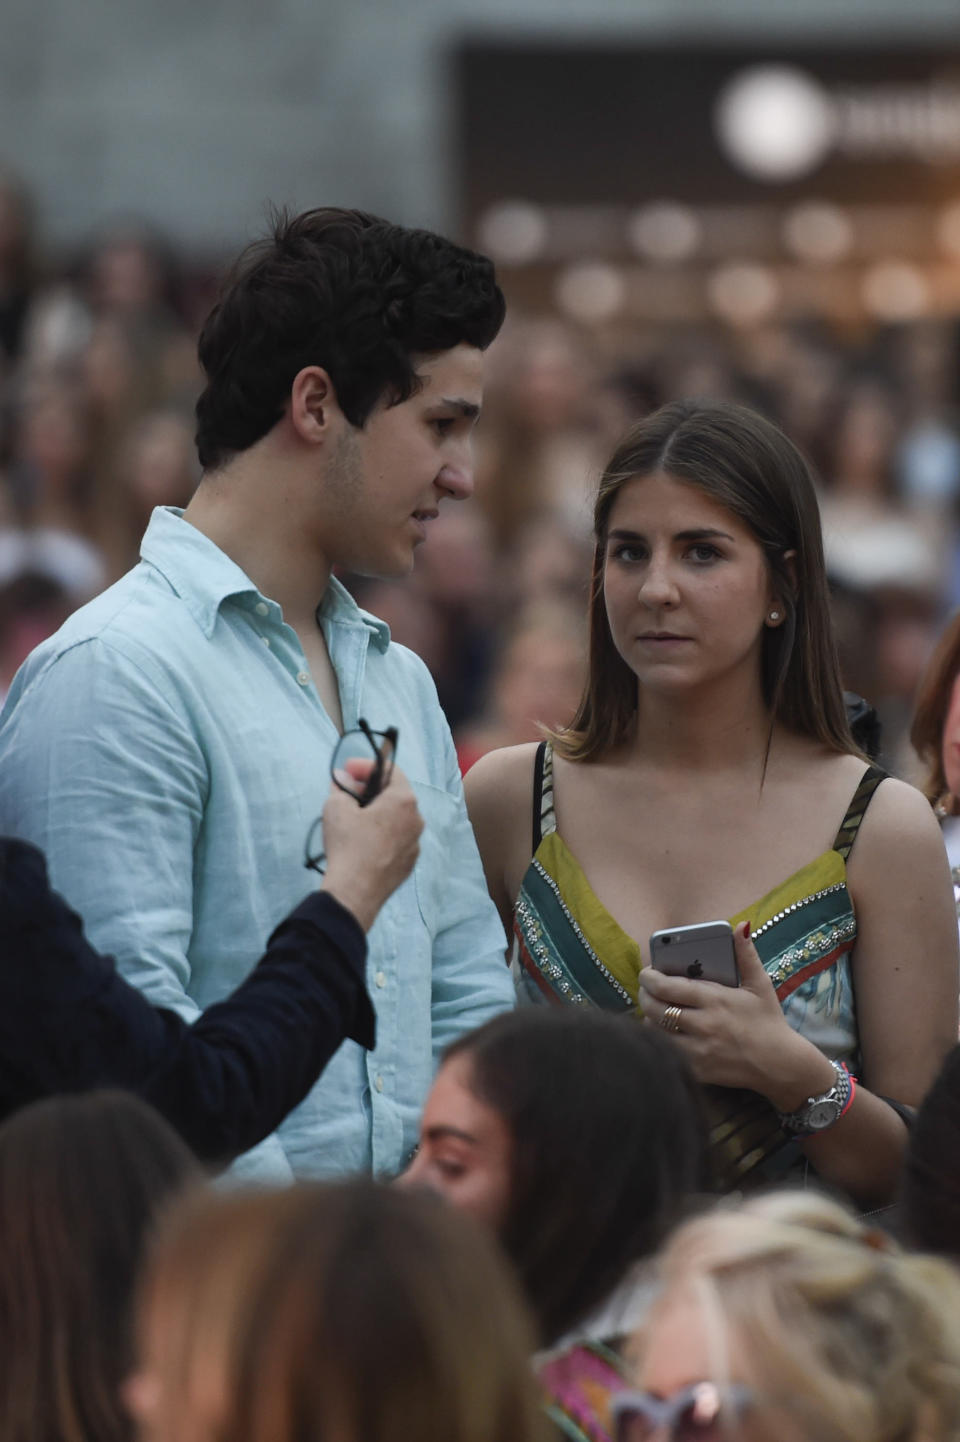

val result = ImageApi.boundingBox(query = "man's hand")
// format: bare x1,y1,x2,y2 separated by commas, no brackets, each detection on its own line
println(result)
320,760,423,931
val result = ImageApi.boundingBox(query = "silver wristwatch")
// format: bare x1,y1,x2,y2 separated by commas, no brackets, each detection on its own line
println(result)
777,1060,852,1136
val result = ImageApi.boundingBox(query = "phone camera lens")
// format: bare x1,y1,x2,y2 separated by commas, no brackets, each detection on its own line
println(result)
662,935,672,945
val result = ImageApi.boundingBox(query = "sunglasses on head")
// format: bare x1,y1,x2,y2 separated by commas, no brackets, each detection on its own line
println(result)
611,1382,754,1442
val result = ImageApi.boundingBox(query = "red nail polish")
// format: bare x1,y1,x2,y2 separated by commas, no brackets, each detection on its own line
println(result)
744,921,751,939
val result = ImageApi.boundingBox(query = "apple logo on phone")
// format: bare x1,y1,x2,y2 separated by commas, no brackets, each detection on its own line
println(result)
686,959,704,978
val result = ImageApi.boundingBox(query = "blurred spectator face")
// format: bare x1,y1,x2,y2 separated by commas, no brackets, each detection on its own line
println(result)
412,507,494,609
91,233,163,314
510,515,592,610
125,411,197,510
398,1052,512,1229
491,318,589,433
82,316,140,412
872,594,938,704
15,388,88,489
941,671,960,801
495,622,585,738
833,386,897,493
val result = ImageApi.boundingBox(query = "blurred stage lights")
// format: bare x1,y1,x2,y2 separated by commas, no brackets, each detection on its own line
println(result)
715,65,836,182
861,261,929,321
782,202,853,264
628,203,701,263
554,262,625,322
477,201,547,264
707,263,779,326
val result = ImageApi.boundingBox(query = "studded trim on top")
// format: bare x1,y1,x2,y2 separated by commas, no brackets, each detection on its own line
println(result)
751,882,847,940
517,860,634,1005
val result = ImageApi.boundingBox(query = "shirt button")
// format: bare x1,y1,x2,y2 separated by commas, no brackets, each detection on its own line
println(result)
375,971,386,989
255,601,269,617
375,1075,384,1093
261,636,271,648
296,671,310,686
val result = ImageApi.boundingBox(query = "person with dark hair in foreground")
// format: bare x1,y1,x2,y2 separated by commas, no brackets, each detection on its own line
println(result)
0,207,513,1182
128,1182,547,1442
400,1008,710,1441
0,1090,201,1442
0,759,422,1164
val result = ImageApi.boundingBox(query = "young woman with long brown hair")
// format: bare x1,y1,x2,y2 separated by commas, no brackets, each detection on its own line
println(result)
466,399,958,1208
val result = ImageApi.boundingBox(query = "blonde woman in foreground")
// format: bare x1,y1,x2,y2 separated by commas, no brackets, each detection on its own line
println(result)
613,1190,960,1442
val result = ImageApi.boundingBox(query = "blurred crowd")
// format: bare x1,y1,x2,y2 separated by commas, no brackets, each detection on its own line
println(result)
3,165,960,775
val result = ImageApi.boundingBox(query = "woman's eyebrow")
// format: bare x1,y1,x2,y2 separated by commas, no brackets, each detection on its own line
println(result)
606,526,736,542
423,1124,478,1146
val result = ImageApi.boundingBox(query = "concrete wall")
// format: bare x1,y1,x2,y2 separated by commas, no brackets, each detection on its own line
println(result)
4,0,960,256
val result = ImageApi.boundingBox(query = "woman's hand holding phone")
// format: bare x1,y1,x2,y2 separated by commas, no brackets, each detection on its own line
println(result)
639,923,821,1102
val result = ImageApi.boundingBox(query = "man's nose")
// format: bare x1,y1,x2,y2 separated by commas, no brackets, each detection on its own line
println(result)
437,460,474,501
436,435,475,500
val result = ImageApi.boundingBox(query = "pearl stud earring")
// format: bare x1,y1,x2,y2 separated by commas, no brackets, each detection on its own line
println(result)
768,610,781,622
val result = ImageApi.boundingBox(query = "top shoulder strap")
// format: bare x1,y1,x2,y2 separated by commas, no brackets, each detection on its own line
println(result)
531,741,558,850
832,764,888,860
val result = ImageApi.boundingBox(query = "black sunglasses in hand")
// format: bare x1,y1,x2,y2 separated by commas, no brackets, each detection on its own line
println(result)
304,719,399,876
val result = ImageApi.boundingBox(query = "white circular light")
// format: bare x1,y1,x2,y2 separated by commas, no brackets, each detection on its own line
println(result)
477,201,547,265
936,201,960,260
707,263,780,325
782,202,853,264
715,65,836,182
861,261,929,321
628,202,701,263
554,262,626,323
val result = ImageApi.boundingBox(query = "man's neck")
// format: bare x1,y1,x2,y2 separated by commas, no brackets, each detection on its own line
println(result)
183,454,332,631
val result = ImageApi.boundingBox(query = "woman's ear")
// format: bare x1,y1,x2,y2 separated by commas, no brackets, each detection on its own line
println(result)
766,548,798,621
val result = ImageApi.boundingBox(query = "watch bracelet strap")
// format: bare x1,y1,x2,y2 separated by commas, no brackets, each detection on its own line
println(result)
776,1060,855,1136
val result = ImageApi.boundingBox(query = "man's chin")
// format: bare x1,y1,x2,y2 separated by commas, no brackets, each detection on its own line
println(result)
348,551,417,583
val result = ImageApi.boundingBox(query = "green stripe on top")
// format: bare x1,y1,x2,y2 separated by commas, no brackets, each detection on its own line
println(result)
516,859,636,1011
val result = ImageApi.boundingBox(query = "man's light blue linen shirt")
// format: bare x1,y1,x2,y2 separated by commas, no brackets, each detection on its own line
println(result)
0,507,514,1181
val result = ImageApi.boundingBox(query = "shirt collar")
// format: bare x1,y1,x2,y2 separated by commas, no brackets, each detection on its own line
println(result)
140,507,391,652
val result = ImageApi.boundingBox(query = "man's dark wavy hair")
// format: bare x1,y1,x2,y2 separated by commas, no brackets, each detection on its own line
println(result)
194,207,505,470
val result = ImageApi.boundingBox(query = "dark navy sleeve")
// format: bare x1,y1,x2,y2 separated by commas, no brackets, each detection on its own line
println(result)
0,839,374,1165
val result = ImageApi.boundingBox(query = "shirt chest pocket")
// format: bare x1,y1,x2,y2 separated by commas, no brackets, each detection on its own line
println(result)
410,781,461,936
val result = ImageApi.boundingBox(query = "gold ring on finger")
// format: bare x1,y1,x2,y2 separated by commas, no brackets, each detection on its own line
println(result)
660,1004,684,1034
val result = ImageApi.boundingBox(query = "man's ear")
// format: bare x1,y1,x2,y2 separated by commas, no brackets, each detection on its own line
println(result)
289,366,340,444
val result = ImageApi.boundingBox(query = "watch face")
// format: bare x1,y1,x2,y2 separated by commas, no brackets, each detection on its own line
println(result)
806,1099,843,1130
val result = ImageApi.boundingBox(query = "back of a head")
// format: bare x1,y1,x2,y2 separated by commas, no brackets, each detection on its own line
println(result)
137,1180,545,1442
645,1189,960,1442
194,206,505,471
446,1009,710,1344
0,1090,199,1442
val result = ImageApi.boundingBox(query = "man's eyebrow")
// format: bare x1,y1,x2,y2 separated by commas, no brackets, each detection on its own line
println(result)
433,397,481,421
423,1124,478,1145
606,526,736,543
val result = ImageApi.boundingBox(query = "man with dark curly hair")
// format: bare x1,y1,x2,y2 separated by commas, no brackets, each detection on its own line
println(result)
0,208,514,1182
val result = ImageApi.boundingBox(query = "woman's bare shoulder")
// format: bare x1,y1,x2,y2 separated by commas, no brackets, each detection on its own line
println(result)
852,771,945,855
463,741,542,823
